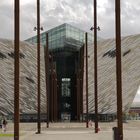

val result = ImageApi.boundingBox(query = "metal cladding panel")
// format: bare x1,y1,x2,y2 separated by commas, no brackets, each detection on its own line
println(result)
0,33,140,115
83,34,140,114
0,39,46,115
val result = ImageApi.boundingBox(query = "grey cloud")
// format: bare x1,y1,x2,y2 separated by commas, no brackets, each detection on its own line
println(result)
0,0,139,101
20,3,36,39
121,1,140,36
0,0,140,40
0,3,14,39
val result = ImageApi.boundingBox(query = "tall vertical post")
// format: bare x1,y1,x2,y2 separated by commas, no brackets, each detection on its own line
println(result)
50,55,54,122
76,71,80,121
54,77,57,121
85,32,89,128
53,70,56,122
37,0,41,134
115,0,123,139
14,0,20,140
54,72,57,122
45,33,49,128
94,0,98,133
81,45,84,122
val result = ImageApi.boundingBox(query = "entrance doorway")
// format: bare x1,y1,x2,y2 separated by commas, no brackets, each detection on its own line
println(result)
61,78,71,121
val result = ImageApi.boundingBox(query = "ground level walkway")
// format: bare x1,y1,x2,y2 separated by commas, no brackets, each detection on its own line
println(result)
21,129,140,140
0,121,140,140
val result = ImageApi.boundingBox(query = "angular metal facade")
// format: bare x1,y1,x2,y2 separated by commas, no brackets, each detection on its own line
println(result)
0,39,46,115
83,34,140,114
0,34,139,117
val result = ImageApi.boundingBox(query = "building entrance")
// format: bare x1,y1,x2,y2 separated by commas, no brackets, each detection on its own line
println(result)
48,45,85,122
61,78,71,121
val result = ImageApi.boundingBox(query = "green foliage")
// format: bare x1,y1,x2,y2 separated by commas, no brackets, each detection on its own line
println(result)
0,133,14,137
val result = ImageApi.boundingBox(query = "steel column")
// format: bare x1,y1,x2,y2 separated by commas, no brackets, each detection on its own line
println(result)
53,70,56,122
76,72,80,121
94,0,98,133
14,0,20,140
45,33,49,128
81,45,84,122
36,0,41,134
55,78,58,121
85,32,89,128
54,72,57,122
115,0,123,139
50,55,54,122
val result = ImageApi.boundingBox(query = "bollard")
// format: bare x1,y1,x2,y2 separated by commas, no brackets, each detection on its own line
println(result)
112,127,119,140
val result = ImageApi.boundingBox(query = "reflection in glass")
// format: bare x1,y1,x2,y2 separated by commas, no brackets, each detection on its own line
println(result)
63,103,71,109
61,78,71,97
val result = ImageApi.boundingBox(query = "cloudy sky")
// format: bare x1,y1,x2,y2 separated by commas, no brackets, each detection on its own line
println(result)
0,0,140,40
134,86,140,102
0,0,140,101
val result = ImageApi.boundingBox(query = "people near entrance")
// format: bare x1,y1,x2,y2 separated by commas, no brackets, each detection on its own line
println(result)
88,120,93,127
88,120,101,131
0,116,2,129
2,118,7,132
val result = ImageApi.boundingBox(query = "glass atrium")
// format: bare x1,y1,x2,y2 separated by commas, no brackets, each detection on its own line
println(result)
26,23,93,50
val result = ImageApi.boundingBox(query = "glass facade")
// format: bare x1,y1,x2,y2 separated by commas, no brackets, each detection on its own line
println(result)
61,78,71,97
25,23,93,50
25,23,93,121
61,78,71,120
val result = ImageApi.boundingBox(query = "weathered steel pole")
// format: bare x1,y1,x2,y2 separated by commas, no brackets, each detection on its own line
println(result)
94,0,98,133
14,0,20,140
45,33,49,128
54,72,57,122
76,72,80,121
85,32,89,128
36,0,41,134
115,0,123,139
81,45,84,122
50,55,54,122
53,69,56,122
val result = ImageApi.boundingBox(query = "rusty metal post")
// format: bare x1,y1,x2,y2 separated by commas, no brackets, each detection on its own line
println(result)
36,0,41,134
14,0,20,140
50,55,54,122
54,76,57,122
85,32,89,128
45,33,49,128
94,0,99,133
76,72,80,121
54,72,57,122
81,45,84,122
53,70,56,122
115,0,123,139
56,83,58,121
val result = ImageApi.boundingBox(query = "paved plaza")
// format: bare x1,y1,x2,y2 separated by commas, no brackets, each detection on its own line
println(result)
0,121,140,140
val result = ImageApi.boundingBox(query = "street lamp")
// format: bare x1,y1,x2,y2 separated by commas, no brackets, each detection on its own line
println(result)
90,26,100,31
115,0,123,139
85,32,89,128
92,0,99,133
35,0,43,134
14,0,20,140
44,33,49,128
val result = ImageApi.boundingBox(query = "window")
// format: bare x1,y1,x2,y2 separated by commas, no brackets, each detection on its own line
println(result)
61,78,71,97
0,52,6,59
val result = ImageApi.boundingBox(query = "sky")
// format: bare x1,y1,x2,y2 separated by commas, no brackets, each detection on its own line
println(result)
0,0,140,40
0,0,139,101
134,86,140,103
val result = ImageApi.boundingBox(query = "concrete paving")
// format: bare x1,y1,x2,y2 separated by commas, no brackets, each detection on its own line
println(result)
0,121,140,140
20,129,140,140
